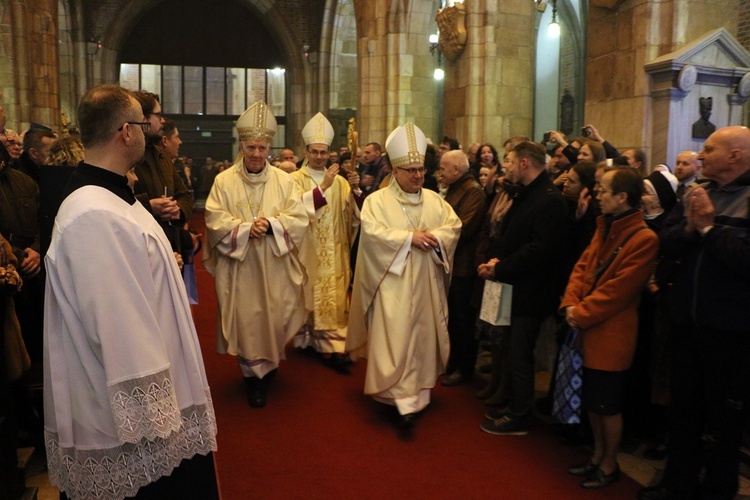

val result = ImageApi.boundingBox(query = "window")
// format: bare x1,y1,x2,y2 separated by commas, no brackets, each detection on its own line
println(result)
162,66,182,114
206,67,225,115
118,64,286,119
184,66,204,114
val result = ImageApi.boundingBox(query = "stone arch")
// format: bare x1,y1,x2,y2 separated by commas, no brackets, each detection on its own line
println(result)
90,0,309,147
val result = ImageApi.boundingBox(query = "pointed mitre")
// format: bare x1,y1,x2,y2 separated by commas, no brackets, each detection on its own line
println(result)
236,100,277,142
385,122,427,168
302,112,334,146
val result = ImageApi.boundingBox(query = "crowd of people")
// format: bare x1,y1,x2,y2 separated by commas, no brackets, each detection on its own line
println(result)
0,84,748,499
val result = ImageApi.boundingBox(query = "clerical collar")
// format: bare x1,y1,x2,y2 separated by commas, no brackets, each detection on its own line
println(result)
63,162,136,205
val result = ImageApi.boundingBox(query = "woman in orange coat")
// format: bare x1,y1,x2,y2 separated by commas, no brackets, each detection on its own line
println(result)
560,168,659,489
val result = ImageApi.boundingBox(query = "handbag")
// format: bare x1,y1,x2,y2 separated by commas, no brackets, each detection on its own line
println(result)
478,280,513,326
551,327,583,424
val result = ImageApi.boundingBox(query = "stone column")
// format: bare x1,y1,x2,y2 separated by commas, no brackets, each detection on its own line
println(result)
443,0,535,147
354,0,437,144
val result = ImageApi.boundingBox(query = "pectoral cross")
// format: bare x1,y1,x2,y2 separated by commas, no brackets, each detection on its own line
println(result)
235,202,260,221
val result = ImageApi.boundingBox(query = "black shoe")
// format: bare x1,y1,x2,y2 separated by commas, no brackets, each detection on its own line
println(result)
637,485,677,500
244,377,266,408
327,353,353,373
580,465,620,489
441,372,472,387
399,413,418,428
484,406,510,420
480,415,529,436
567,460,597,476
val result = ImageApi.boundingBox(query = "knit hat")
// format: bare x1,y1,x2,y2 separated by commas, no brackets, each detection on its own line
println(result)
644,170,678,212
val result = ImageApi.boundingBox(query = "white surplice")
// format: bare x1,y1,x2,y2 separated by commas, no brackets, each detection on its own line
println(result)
44,186,217,500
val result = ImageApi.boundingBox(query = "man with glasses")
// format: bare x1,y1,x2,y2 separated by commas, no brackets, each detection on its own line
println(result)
291,112,362,372
44,84,218,500
132,90,194,262
347,122,461,428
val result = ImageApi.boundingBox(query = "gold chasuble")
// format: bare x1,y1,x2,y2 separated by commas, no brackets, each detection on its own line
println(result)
347,180,461,409
204,161,309,372
292,167,358,338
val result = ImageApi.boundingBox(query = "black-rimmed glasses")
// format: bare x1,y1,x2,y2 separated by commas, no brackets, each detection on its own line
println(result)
118,121,151,133
397,167,426,175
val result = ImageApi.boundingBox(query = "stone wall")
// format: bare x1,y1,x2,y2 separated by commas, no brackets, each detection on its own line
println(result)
585,0,740,165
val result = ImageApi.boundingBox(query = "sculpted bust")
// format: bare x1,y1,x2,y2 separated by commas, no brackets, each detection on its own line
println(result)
692,97,716,139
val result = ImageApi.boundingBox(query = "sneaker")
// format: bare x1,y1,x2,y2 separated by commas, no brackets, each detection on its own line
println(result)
480,415,529,436
484,406,510,420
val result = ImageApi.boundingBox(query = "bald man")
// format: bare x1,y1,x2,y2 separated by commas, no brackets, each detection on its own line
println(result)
641,127,750,500
439,150,487,386
673,150,700,203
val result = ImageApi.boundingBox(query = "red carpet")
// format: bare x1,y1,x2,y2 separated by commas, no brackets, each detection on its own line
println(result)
190,210,641,499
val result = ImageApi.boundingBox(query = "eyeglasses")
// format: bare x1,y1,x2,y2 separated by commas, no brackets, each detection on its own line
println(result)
397,167,426,175
118,121,151,133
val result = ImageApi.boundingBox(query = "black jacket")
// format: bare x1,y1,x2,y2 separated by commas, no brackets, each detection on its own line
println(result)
660,170,750,333
489,170,571,317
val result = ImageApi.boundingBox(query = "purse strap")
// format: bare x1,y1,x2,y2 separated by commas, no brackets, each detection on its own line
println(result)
588,226,646,292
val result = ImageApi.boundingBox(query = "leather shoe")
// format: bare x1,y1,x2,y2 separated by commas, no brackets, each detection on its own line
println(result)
637,485,678,500
580,465,620,489
567,460,597,476
399,413,417,428
244,377,267,408
441,372,472,387
326,353,353,373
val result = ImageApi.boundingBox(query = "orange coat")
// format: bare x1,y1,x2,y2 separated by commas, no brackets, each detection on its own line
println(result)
560,210,658,371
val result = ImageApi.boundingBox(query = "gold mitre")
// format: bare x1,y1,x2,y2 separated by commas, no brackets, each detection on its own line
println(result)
236,100,277,142
385,122,427,168
302,112,334,146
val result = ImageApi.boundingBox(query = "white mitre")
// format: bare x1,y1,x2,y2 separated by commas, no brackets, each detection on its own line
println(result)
302,112,334,146
236,100,277,142
385,122,427,168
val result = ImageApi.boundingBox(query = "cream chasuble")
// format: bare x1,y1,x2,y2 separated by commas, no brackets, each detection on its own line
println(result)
204,161,309,370
346,181,461,407
292,166,359,351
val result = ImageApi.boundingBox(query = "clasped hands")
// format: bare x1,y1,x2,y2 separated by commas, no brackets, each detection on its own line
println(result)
150,196,181,221
250,217,270,239
685,187,714,234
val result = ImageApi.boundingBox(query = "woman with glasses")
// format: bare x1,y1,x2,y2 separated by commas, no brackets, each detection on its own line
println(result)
560,168,658,489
